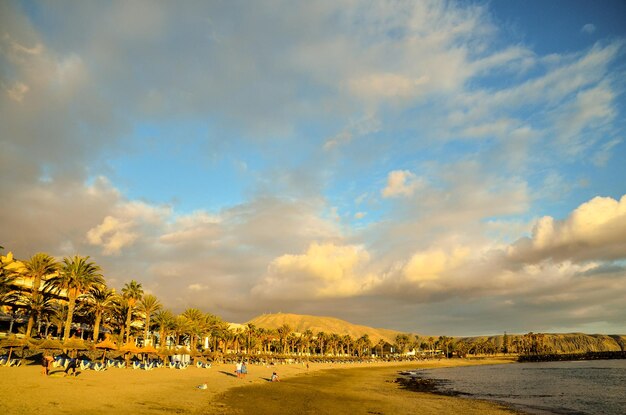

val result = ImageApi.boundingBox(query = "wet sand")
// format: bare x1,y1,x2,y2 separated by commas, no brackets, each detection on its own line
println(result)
0,358,521,414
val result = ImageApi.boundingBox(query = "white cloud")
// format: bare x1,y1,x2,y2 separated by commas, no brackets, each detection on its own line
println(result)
382,170,424,198
5,81,29,102
86,215,138,255
254,242,377,299
348,73,430,100
404,247,470,282
508,194,626,263
592,138,621,167
581,23,596,34
188,283,208,291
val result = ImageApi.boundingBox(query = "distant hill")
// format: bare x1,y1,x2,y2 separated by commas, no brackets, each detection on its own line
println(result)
246,313,626,355
246,312,411,344
456,333,626,354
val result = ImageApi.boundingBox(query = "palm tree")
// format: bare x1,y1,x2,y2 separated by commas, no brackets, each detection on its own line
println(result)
24,253,59,295
18,291,57,337
83,286,116,342
121,280,143,342
277,324,292,354
152,309,175,347
376,339,386,357
45,255,104,340
302,329,314,355
173,314,192,347
395,334,411,355
138,294,162,345
181,308,204,351
316,331,327,356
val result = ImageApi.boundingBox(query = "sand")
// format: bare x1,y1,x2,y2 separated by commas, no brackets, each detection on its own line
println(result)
0,358,521,414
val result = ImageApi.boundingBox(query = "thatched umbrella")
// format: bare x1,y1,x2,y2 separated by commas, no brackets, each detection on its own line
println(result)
139,345,158,355
176,347,191,355
119,342,142,367
119,342,141,354
95,335,118,363
157,346,173,357
35,338,64,353
0,336,30,363
62,336,88,357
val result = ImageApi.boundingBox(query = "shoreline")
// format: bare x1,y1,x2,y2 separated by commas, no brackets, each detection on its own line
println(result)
0,358,520,414
213,358,521,414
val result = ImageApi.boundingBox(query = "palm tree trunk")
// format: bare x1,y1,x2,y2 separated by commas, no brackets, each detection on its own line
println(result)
26,314,35,338
144,316,151,345
63,296,77,340
93,313,102,342
125,308,132,342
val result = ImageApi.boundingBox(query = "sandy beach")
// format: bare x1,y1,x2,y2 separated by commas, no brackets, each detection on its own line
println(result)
0,358,521,414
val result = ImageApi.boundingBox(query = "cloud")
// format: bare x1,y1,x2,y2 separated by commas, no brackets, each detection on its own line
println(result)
508,194,626,263
581,23,596,34
253,242,377,299
403,247,470,282
86,216,138,255
382,170,424,198
348,73,430,100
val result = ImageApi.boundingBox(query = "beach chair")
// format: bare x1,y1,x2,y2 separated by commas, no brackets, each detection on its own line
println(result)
8,358,21,367
132,361,142,370
0,355,7,365
79,360,92,370
52,356,65,368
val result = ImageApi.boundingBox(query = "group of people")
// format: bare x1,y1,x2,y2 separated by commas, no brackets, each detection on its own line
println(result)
234,360,280,382
234,361,248,378
40,353,78,377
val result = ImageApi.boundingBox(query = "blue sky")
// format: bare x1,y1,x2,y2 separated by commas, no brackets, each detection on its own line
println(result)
2,0,626,335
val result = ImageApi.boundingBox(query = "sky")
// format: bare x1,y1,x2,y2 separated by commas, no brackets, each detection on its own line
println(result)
1,0,626,336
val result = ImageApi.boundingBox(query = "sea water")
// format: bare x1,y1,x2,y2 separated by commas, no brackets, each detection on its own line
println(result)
411,360,626,414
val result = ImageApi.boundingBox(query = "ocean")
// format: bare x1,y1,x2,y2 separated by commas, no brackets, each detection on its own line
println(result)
410,359,626,414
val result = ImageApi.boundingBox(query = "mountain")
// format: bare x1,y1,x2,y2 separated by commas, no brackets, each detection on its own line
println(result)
246,313,626,354
459,333,626,354
246,312,411,344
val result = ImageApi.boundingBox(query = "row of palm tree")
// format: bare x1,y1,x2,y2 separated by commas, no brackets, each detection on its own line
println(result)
2,248,453,358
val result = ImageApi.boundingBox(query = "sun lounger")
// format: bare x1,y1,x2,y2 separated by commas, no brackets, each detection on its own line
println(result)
52,356,66,368
7,358,21,367
79,359,94,370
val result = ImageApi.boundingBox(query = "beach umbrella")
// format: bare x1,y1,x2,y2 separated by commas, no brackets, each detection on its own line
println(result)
119,342,141,354
138,345,158,355
95,335,118,362
0,336,31,363
63,336,88,351
35,338,64,353
176,347,191,355
157,346,173,357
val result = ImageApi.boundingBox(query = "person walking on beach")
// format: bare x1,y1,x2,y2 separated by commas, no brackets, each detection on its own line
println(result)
64,357,77,376
241,361,248,379
235,361,242,379
41,354,49,376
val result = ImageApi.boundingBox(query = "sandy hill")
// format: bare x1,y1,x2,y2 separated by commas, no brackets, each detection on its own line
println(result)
246,313,411,344
456,333,626,354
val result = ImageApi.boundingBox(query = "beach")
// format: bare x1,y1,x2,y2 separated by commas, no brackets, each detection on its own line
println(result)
0,358,520,414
